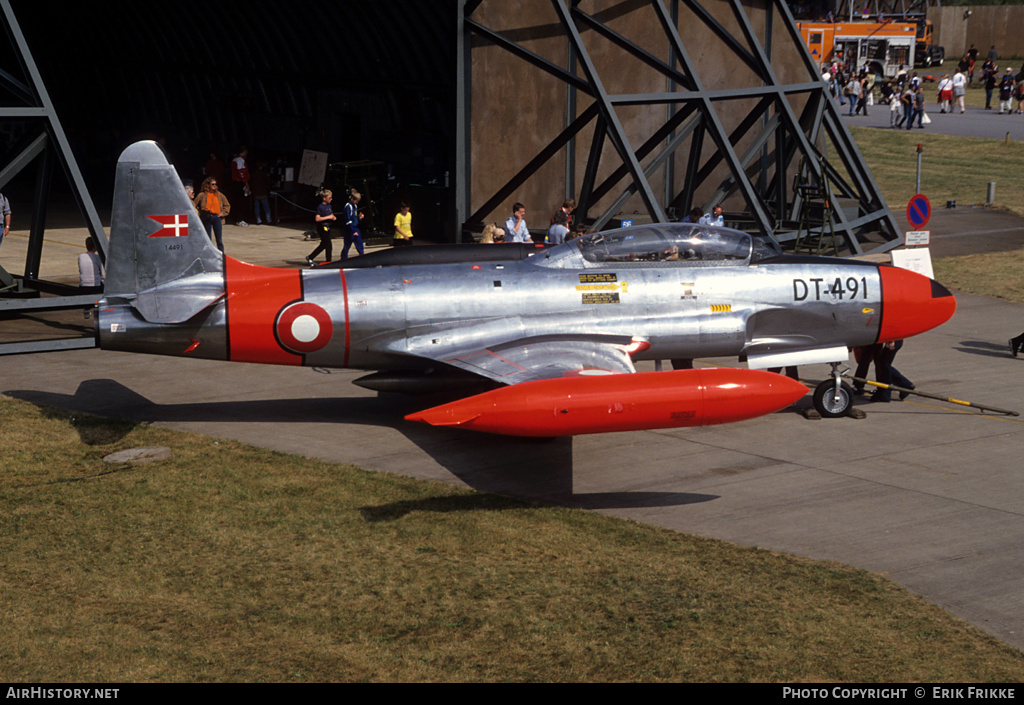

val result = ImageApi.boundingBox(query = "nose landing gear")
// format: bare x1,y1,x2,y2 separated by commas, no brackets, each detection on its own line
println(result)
812,362,855,418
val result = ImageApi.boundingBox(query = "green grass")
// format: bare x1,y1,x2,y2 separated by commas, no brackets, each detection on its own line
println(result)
3,396,1024,682
931,248,1024,302
849,126,1024,218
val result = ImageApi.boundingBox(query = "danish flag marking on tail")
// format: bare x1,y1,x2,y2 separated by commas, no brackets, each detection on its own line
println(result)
147,214,190,238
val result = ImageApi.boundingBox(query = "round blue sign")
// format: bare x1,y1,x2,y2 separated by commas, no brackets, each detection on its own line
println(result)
906,194,931,228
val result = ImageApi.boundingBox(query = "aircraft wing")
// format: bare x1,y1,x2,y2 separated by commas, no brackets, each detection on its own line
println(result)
402,333,811,437
435,334,640,385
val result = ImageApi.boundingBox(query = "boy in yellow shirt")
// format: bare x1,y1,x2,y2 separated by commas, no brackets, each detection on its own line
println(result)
393,202,413,247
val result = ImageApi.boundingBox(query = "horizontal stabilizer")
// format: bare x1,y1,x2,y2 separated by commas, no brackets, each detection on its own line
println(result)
405,368,807,436
133,264,225,324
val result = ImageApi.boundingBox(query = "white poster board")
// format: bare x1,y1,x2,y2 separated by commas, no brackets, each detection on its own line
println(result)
890,247,934,280
298,149,329,187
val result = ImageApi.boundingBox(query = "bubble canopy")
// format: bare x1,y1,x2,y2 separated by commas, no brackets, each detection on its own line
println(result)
569,224,777,266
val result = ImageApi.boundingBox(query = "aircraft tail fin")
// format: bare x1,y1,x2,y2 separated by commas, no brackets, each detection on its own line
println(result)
105,141,224,323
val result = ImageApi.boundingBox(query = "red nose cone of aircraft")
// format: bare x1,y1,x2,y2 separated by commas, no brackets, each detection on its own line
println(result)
878,265,956,343
406,368,807,436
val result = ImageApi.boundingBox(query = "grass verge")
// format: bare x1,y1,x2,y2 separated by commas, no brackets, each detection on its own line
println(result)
931,248,1024,303
849,126,1024,220
3,396,1024,682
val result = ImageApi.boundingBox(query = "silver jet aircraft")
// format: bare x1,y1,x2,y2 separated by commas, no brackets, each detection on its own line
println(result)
95,141,956,435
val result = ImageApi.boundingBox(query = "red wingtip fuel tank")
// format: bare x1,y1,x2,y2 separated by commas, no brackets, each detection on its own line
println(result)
877,265,957,343
405,368,808,437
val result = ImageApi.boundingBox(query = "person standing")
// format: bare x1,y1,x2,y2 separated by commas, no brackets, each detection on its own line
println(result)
856,71,872,115
250,161,272,225
899,84,914,128
681,207,704,223
852,343,882,395
909,85,926,129
393,201,413,247
998,69,1015,114
78,237,104,293
194,177,229,252
230,146,250,226
307,189,336,266
846,73,861,116
895,65,907,91
699,206,724,226
504,202,531,243
937,74,953,113
1010,330,1024,357
0,191,10,250
952,68,967,114
340,190,364,260
203,152,225,184
984,63,997,109
552,198,575,228
870,340,914,402
546,209,570,245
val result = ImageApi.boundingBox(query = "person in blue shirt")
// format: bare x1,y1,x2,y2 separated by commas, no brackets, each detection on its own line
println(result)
504,202,531,243
681,207,703,223
341,190,365,260
699,206,723,226
545,209,569,244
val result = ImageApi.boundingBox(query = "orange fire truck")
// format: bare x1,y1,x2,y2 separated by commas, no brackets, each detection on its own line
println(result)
798,20,918,78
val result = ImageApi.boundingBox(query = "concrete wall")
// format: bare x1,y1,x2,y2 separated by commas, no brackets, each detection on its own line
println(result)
931,6,1024,63
469,0,811,228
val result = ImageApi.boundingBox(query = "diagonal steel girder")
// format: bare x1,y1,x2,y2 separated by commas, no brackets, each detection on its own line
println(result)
650,0,777,238
462,0,901,254
550,0,668,223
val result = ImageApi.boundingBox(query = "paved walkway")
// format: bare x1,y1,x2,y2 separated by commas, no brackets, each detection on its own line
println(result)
838,92,1024,140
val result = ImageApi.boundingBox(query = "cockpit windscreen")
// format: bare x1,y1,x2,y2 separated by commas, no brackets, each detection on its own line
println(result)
575,224,756,265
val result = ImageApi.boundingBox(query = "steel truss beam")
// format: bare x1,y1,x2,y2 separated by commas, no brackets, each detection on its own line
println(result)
462,0,902,256
0,0,106,355
827,0,935,21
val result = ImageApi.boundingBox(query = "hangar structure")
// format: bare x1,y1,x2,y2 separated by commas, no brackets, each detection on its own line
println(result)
0,0,901,355
460,0,901,253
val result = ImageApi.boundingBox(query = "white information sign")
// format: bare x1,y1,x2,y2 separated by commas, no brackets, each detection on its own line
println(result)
904,230,930,247
890,247,934,280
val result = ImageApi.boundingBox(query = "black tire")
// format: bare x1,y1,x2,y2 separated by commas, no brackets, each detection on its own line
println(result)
813,379,855,418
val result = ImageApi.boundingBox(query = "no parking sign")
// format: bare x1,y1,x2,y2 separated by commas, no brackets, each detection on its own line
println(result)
906,193,931,229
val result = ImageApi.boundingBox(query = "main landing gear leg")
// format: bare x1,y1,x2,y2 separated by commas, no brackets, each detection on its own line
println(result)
812,362,855,418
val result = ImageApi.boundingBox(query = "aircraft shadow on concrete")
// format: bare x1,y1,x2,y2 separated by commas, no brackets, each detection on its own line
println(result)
6,378,718,511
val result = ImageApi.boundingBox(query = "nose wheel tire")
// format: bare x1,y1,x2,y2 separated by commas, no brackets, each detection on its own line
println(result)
813,379,855,418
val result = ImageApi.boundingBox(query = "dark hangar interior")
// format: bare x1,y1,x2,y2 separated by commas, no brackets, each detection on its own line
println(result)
2,0,458,228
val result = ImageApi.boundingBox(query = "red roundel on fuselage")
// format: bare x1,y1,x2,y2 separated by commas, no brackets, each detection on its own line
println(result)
275,301,333,355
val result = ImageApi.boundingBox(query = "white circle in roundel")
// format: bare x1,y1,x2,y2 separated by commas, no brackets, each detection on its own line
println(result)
275,302,333,355
291,314,320,343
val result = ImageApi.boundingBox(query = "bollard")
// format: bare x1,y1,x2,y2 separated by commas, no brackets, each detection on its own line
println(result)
988,182,996,205
916,144,923,194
